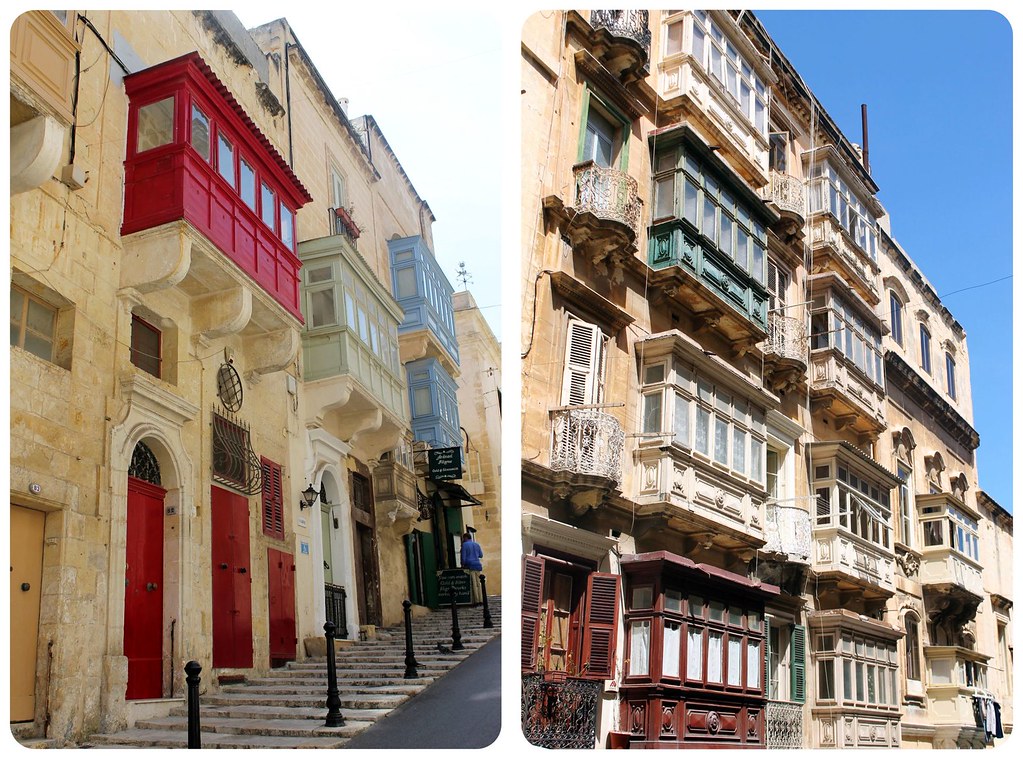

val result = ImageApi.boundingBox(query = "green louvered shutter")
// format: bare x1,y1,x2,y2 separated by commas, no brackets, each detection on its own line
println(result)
791,624,806,703
763,617,772,698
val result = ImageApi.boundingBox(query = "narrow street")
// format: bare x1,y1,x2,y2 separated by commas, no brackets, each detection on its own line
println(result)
342,635,502,749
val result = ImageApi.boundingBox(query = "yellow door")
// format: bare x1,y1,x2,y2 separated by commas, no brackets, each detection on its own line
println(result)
11,505,45,722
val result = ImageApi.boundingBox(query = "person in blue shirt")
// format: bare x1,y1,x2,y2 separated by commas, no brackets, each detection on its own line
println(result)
460,531,484,605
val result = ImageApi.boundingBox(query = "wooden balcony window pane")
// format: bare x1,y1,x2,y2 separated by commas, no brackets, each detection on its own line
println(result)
240,159,256,210
261,182,276,230
191,105,210,160
310,289,336,328
663,622,681,677
630,620,650,676
217,134,235,187
707,631,723,682
746,640,760,689
687,627,703,679
137,96,174,153
727,635,742,685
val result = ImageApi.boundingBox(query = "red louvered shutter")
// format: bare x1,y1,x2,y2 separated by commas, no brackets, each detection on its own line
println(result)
521,555,545,671
582,572,620,679
261,458,284,540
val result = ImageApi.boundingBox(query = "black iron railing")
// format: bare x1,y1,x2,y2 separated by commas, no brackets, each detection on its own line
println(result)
522,673,601,749
325,583,348,639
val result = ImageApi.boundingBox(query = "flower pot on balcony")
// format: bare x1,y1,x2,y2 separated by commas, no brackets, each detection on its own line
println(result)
608,730,631,749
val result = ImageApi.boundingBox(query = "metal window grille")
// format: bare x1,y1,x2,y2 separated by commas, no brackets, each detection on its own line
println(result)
521,673,601,749
211,407,262,495
128,440,162,485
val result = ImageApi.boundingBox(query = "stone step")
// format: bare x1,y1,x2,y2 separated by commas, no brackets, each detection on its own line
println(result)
134,714,374,738
202,692,408,710
169,703,392,722
245,675,434,687
221,683,427,697
85,727,350,749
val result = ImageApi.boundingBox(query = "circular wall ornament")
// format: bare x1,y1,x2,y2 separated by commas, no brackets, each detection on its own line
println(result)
217,362,244,412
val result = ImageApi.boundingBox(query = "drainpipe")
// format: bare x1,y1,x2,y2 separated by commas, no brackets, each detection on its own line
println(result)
282,40,294,167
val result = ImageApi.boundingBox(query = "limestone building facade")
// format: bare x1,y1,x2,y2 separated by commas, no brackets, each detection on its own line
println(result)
519,9,1011,750
9,9,493,743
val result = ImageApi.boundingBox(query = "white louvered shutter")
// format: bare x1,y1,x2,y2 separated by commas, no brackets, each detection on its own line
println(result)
561,319,606,407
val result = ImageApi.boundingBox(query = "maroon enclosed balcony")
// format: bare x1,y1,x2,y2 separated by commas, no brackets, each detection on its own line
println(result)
121,53,312,322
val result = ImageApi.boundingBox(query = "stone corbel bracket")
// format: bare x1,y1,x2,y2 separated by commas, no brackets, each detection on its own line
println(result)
192,286,253,346
244,328,300,382
120,223,192,293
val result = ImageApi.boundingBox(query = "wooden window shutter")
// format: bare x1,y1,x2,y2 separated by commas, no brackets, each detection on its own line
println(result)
261,458,284,540
521,555,545,671
763,617,771,698
581,572,620,679
791,624,806,703
561,319,605,407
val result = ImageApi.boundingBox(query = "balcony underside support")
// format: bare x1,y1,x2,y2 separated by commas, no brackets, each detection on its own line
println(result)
192,287,253,343
243,328,300,380
121,223,192,293
11,114,64,195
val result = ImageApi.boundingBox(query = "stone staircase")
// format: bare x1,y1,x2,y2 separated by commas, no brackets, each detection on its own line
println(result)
80,598,500,749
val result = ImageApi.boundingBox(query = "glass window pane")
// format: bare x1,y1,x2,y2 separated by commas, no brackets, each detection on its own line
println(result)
24,332,53,361
26,299,55,335
708,631,723,682
733,428,746,475
137,96,175,152
655,176,675,219
674,394,690,445
664,622,681,677
696,406,710,455
643,393,662,434
687,627,703,679
261,182,276,229
746,640,760,689
217,133,235,187
727,636,743,685
714,417,728,464
632,585,653,609
281,206,294,249
310,289,336,328
666,21,684,55
818,659,835,699
190,105,210,160
702,197,717,241
630,620,650,676
240,159,256,210
750,438,763,482
683,178,699,223
665,589,683,613
307,265,332,284
413,386,433,416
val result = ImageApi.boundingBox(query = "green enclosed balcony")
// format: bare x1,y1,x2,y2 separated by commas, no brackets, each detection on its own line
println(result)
300,233,409,457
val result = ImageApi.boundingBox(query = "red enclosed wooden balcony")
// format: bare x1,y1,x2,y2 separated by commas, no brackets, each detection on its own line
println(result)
121,53,312,322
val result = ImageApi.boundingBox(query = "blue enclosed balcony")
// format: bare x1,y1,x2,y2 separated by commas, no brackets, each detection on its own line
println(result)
406,357,461,450
389,236,459,375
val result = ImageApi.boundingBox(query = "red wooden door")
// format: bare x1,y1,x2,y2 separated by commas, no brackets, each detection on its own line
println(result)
267,548,296,664
125,477,165,699
211,486,253,669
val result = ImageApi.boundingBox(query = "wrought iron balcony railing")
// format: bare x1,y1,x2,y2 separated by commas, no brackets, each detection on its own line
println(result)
765,313,808,363
762,171,805,219
763,503,811,562
550,408,625,485
573,163,641,240
766,700,804,749
589,10,652,55
522,673,602,749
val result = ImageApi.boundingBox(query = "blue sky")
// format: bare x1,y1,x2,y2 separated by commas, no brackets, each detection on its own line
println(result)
236,8,504,341
757,10,1013,511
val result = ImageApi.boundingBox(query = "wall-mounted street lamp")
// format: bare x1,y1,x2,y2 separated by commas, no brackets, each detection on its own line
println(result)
300,484,318,510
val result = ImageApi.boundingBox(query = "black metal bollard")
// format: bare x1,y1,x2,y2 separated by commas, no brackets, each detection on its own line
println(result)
403,600,420,679
450,596,465,651
480,574,494,629
184,660,202,749
324,621,345,727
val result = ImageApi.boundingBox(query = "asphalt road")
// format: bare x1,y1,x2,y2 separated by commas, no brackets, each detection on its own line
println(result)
342,635,502,749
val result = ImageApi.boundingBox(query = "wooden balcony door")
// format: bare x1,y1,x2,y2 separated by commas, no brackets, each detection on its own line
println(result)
211,486,253,668
124,477,166,699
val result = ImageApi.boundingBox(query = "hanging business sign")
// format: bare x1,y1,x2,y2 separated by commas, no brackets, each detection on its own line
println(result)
428,446,462,481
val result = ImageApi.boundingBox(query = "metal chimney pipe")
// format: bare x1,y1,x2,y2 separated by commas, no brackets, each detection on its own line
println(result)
861,103,870,174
